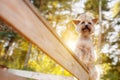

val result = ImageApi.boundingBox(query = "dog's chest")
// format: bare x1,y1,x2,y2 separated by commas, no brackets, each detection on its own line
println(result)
77,38,93,49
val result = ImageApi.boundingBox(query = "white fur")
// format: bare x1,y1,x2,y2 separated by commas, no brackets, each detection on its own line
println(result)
74,14,99,80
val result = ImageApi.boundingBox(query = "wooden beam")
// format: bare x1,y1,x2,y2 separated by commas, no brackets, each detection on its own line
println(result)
0,0,89,80
8,69,75,80
23,0,89,73
0,70,26,80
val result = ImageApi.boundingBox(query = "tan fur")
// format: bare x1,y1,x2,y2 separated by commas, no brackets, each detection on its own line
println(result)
73,14,99,80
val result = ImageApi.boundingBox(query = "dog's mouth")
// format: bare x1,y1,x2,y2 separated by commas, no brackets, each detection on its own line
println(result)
82,27,91,32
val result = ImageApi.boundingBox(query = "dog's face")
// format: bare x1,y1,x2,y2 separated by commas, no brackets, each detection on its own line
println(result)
73,14,97,36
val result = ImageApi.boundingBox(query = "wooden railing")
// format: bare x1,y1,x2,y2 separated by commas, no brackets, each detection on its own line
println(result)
8,69,75,80
0,0,89,80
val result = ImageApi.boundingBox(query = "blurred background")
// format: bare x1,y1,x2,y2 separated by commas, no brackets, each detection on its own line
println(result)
0,0,120,80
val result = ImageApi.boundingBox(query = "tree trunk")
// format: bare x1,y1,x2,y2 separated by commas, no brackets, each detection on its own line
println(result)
98,0,102,49
24,43,32,68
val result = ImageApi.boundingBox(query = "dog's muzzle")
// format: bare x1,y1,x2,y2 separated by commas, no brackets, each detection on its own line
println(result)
82,25,91,32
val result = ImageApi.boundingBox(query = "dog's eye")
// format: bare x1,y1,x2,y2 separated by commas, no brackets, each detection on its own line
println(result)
81,21,85,24
88,22,91,25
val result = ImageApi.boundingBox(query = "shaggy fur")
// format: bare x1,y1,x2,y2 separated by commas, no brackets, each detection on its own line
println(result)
73,14,99,80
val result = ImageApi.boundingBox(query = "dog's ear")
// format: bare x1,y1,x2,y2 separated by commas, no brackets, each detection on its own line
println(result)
72,20,80,25
72,20,81,32
92,18,98,24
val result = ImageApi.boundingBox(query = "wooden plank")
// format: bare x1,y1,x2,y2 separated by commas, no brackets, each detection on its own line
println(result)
0,70,26,80
24,0,89,73
0,0,89,80
8,69,76,80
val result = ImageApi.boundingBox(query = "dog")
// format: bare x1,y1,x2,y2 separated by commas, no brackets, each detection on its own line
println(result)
73,14,99,80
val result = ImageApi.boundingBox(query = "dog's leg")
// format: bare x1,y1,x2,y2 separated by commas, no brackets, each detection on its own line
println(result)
75,47,84,61
88,64,98,80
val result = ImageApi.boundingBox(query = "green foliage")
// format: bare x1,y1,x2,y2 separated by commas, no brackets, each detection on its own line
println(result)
85,0,108,18
111,1,120,18
27,49,71,76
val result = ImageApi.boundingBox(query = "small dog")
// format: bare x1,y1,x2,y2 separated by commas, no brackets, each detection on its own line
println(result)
73,14,99,80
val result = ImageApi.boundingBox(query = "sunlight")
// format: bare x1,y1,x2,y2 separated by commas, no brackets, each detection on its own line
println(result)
65,39,76,52
96,65,103,80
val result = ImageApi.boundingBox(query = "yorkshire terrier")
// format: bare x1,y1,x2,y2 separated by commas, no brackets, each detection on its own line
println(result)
73,14,99,80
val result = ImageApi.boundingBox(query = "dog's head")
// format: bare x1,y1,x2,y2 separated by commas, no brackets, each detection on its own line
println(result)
73,14,98,36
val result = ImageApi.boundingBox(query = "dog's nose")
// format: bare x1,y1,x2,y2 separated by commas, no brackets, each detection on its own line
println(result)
85,25,88,28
